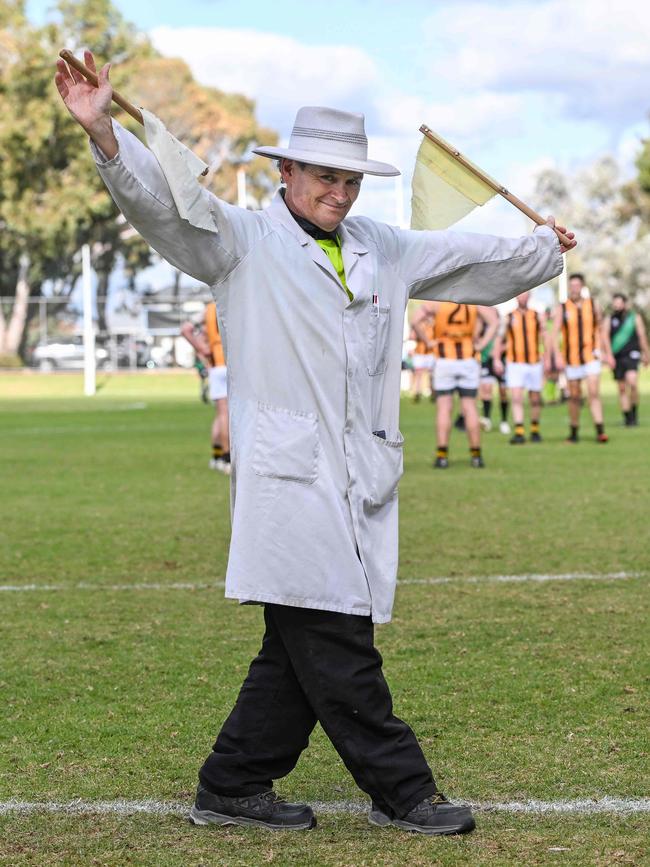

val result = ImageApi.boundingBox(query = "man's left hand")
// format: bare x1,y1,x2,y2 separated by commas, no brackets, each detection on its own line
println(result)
544,216,577,254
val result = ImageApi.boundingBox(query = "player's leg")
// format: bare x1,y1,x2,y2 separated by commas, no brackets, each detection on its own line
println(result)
460,395,482,459
411,365,424,402
479,377,493,431
509,387,526,443
626,367,639,425
529,391,542,441
434,392,453,467
527,362,544,442
459,360,482,466
498,381,510,434
566,376,582,442
586,373,608,442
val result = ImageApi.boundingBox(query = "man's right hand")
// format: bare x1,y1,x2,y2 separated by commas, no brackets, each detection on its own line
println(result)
54,50,118,158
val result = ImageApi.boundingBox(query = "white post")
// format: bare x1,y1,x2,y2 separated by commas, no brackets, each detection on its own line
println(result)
237,168,247,209
558,261,568,303
395,174,405,228
82,243,96,396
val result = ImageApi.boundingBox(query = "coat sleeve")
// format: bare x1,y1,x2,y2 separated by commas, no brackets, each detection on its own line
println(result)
369,223,563,306
90,120,264,286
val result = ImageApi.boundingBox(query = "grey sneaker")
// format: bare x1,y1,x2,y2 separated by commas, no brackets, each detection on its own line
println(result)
189,784,316,831
369,792,475,836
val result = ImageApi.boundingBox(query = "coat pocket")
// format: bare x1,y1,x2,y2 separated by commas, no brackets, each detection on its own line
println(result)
367,304,391,376
252,402,319,484
369,430,404,506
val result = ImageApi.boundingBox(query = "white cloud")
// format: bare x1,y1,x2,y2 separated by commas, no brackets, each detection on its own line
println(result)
426,0,650,126
149,26,380,130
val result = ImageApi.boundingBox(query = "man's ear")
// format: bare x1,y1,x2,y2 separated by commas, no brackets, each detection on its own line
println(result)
280,159,294,184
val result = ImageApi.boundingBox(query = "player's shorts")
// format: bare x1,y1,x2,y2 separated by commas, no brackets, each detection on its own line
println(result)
505,361,543,392
412,353,434,371
565,360,601,381
434,358,480,397
480,356,505,385
208,365,228,401
613,351,640,381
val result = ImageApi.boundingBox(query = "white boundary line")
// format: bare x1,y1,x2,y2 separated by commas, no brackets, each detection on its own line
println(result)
0,572,645,593
1,797,648,817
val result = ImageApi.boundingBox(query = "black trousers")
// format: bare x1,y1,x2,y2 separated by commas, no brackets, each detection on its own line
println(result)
199,604,437,819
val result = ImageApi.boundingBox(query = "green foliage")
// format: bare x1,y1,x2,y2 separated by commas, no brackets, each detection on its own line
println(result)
0,0,278,355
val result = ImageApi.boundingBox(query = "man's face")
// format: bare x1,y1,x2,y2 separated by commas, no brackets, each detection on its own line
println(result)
282,160,363,231
568,278,583,301
612,296,626,313
517,291,530,308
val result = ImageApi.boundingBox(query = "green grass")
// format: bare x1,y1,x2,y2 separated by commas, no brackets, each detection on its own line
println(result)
1,371,649,866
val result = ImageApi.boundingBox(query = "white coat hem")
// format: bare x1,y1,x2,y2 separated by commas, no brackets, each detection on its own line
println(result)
225,588,388,621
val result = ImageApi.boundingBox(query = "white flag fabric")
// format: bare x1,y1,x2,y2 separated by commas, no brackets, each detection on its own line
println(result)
141,108,215,233
410,131,497,230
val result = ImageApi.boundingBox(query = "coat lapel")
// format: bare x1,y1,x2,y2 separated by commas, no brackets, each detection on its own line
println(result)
265,193,370,301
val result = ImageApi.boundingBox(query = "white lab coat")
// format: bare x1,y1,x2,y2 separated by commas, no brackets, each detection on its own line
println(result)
93,122,563,622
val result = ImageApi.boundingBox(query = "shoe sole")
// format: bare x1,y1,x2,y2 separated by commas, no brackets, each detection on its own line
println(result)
188,805,316,831
368,811,475,836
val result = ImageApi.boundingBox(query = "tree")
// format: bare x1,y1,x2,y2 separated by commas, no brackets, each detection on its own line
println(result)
0,0,278,361
532,156,650,308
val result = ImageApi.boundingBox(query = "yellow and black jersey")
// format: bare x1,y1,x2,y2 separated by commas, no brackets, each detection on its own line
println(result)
433,302,477,360
506,307,542,364
562,298,599,365
205,302,226,367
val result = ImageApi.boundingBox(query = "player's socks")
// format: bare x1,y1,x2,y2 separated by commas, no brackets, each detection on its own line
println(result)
623,409,632,426
482,399,492,419
595,422,608,443
434,445,449,469
453,413,465,431
510,423,526,444
530,420,541,442
469,447,484,468
631,404,638,425
500,400,509,423
212,443,224,459
566,426,579,443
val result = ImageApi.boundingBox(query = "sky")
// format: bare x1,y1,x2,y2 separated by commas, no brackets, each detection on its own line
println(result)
29,0,650,235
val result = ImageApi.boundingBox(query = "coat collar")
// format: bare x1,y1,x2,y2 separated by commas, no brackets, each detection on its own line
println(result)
265,192,370,302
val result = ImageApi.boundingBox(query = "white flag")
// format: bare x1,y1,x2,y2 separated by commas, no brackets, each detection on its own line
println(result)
141,108,215,233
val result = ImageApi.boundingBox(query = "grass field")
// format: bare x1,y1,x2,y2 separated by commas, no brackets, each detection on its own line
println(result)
1,371,648,866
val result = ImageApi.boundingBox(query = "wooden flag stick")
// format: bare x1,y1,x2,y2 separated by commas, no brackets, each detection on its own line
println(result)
419,124,571,248
59,49,144,126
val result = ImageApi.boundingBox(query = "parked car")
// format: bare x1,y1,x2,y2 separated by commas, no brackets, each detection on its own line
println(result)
31,338,110,371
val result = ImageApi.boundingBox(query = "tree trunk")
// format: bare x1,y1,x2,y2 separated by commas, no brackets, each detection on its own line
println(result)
2,254,30,356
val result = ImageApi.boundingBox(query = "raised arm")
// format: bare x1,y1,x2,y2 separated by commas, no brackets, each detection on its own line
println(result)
362,214,574,307
54,51,260,286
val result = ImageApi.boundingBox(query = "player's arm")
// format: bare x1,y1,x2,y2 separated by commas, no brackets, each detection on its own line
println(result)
551,306,565,370
600,315,615,368
474,306,498,352
411,303,435,349
636,313,650,365
539,312,552,372
180,322,212,364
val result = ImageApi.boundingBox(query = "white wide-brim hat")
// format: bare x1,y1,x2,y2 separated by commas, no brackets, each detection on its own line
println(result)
253,106,400,177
